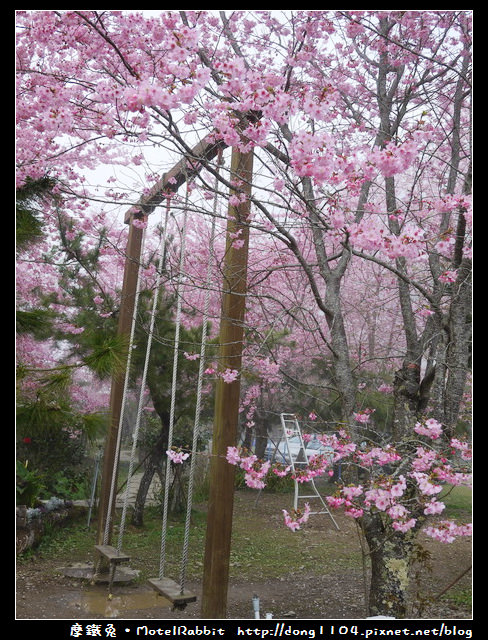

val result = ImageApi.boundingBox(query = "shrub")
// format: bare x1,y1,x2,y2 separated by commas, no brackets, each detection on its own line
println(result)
16,460,45,507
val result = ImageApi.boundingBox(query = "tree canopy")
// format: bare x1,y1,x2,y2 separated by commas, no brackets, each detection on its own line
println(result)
16,11,472,618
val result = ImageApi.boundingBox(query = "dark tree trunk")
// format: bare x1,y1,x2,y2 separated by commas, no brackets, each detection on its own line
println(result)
131,427,168,527
254,419,268,460
361,513,418,618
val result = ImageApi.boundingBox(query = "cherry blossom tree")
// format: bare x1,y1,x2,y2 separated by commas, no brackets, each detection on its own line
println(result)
16,10,471,618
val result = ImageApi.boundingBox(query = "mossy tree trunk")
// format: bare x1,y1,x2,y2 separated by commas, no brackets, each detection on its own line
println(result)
361,513,419,618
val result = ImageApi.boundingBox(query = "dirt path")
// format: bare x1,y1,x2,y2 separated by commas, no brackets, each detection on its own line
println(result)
15,551,472,621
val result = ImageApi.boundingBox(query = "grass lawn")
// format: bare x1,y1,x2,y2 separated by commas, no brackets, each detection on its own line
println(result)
17,482,472,619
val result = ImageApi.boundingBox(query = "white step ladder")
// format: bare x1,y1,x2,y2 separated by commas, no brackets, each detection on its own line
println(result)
280,413,340,530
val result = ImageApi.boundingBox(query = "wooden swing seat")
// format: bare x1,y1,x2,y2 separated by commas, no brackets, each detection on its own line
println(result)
93,545,132,595
148,577,197,606
95,544,131,564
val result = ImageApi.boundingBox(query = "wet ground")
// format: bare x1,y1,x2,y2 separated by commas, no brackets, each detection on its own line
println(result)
16,485,472,621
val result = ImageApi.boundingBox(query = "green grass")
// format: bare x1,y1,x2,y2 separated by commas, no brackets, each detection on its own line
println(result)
17,488,362,584
17,483,472,590
439,485,472,519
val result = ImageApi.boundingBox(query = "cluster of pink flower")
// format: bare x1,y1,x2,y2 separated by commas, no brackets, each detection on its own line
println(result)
369,137,419,178
272,464,292,478
348,218,427,261
226,425,472,541
291,454,332,483
438,270,458,284
326,475,412,528
226,446,270,490
220,368,239,384
450,438,472,461
254,357,282,385
240,384,261,429
166,448,190,464
423,521,472,544
355,445,401,467
184,351,200,361
289,130,359,187
317,430,357,460
282,503,311,532
410,471,442,496
326,469,448,533
414,418,443,439
131,217,147,230
57,322,84,335
353,408,375,424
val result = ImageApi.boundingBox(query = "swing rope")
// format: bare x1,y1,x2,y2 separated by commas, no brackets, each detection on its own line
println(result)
117,202,171,554
158,181,190,581
103,220,148,548
179,151,222,594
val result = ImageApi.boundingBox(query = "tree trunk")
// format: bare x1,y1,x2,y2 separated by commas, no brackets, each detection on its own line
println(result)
131,427,168,527
361,513,417,618
254,418,268,460
325,299,357,424
169,464,186,514
132,462,157,527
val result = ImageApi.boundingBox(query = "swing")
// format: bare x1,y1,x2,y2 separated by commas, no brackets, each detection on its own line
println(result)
147,156,221,610
94,153,220,606
93,212,150,594
93,182,173,594
94,545,132,596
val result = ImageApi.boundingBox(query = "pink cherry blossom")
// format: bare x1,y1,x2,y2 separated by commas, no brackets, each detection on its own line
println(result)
131,217,147,229
450,438,472,461
424,521,472,544
410,472,443,496
272,465,291,478
423,499,446,515
16,17,472,616
326,496,345,509
220,368,239,384
342,485,364,500
438,270,458,284
184,352,200,361
391,518,416,533
226,447,242,466
414,418,443,440
353,410,372,424
166,449,190,464
387,504,409,520
282,503,311,531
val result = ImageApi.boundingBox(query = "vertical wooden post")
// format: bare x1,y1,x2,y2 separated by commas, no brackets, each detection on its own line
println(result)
201,148,254,619
96,214,145,546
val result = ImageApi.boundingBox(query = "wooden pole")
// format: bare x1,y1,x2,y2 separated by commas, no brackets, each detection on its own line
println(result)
96,213,145,546
201,147,254,619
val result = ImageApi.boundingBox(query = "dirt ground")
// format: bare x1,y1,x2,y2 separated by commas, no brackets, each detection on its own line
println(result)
16,491,472,621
